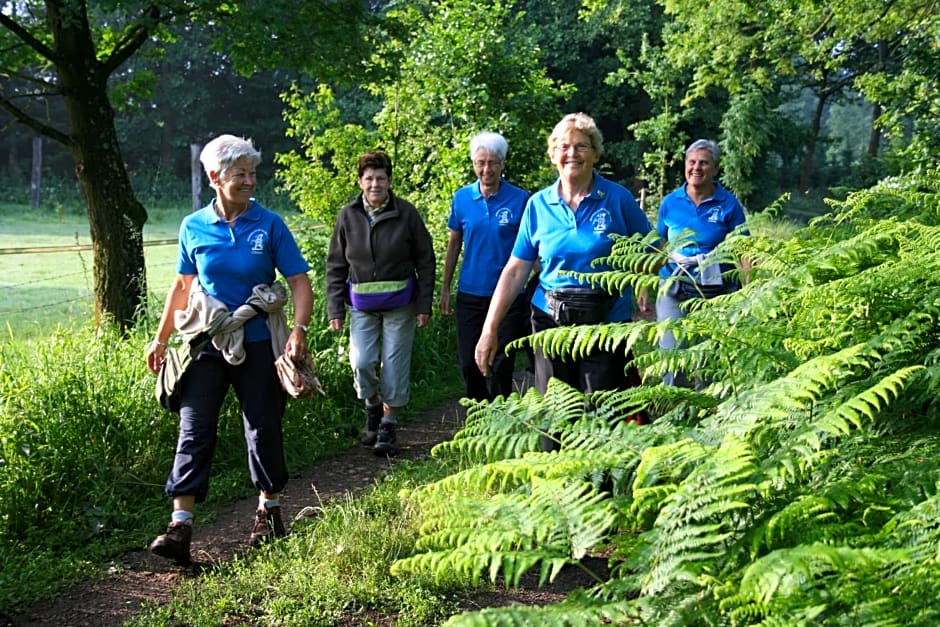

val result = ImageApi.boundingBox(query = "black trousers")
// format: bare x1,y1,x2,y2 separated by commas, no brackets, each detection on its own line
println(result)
166,341,287,503
456,291,530,401
530,307,641,451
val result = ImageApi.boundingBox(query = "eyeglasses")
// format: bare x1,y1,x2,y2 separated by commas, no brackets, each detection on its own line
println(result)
555,143,592,154
473,159,502,168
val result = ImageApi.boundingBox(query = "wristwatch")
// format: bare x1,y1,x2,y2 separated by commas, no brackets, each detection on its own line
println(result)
295,323,309,333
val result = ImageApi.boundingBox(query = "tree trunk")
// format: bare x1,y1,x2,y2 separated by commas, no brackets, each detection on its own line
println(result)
191,143,203,211
799,84,829,195
48,0,148,331
867,103,882,157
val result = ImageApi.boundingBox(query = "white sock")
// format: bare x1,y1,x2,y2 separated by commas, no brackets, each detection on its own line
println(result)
260,495,280,510
171,510,193,526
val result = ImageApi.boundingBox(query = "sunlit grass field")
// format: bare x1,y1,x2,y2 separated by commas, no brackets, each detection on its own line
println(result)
2,203,197,342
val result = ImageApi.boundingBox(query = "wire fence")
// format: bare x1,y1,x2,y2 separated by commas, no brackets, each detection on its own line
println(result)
0,239,178,323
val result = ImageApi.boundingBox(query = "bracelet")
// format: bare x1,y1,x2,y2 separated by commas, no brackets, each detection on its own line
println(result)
295,323,309,333
153,339,168,348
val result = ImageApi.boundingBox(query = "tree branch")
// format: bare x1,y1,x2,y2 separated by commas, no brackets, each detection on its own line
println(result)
101,4,165,75
0,95,74,148
0,10,59,64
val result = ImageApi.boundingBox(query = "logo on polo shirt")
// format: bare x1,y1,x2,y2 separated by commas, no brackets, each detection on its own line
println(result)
249,230,268,254
707,206,722,223
591,209,612,234
496,207,512,226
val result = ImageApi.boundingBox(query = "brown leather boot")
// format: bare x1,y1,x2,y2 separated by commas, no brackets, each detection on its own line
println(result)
149,521,192,565
249,506,287,547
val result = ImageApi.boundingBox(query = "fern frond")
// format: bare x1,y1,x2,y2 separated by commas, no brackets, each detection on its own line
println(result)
432,391,545,465
642,435,760,596
394,478,617,587
737,544,907,606
443,598,640,627
805,366,923,441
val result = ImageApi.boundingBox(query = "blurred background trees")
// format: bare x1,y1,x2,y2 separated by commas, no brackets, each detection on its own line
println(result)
1,0,937,326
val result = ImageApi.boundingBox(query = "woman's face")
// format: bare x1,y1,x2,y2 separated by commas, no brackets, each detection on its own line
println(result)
472,149,504,189
685,149,717,188
215,157,256,206
359,167,390,206
551,129,598,180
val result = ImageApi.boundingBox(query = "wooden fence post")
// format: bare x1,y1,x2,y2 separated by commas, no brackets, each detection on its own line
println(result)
31,136,42,209
191,143,202,211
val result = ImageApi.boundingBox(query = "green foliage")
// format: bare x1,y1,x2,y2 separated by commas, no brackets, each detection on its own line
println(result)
277,0,568,247
392,167,940,624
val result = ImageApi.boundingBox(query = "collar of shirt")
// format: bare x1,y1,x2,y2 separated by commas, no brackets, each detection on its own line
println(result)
363,195,390,222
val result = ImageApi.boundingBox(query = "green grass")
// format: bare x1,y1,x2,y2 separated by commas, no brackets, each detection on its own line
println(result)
0,202,187,342
129,458,472,626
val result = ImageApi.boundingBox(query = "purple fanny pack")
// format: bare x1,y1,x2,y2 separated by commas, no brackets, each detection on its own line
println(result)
349,275,416,312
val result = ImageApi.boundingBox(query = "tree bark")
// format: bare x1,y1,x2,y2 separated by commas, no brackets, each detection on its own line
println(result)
47,0,148,330
799,78,830,195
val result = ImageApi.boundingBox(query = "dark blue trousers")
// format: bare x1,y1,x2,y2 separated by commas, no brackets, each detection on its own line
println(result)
456,291,529,401
530,307,641,451
164,340,287,503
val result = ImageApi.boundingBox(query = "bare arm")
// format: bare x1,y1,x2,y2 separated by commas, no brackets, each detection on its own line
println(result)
474,256,533,375
146,274,195,373
439,229,463,316
285,272,313,360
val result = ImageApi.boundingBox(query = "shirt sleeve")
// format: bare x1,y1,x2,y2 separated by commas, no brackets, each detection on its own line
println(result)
511,198,539,262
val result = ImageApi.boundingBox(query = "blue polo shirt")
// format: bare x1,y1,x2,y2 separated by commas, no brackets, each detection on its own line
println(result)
656,182,747,279
178,199,310,342
513,173,652,322
447,179,529,296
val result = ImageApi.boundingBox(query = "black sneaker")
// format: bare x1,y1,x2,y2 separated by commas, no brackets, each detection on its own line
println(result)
149,521,192,565
361,404,383,446
249,506,287,547
373,421,397,456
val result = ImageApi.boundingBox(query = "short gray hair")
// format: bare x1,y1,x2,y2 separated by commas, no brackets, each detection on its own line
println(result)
470,132,508,161
200,134,262,183
685,139,720,166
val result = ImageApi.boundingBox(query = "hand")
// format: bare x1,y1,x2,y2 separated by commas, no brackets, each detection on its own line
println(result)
285,327,308,362
474,331,496,376
417,313,430,328
439,286,453,316
636,288,650,314
146,340,166,374
329,318,344,331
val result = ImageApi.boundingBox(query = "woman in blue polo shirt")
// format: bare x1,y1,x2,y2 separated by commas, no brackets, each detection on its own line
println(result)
145,134,313,565
656,139,748,387
474,113,651,450
440,131,530,401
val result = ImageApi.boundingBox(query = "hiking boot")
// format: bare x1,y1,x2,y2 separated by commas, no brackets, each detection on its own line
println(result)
149,521,192,565
249,506,287,547
361,403,383,446
373,421,397,456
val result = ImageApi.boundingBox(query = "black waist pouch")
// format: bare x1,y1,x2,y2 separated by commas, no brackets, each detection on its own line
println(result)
544,288,614,325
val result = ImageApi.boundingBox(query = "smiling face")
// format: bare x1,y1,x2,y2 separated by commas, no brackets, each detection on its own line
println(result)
472,149,504,190
214,157,257,209
685,148,718,189
550,129,598,182
358,167,391,207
